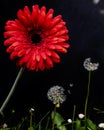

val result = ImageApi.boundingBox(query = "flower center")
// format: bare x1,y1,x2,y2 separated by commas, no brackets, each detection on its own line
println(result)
31,33,41,43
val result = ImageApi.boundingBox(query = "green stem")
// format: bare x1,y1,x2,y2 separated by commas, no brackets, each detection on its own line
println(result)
45,116,50,130
0,67,25,116
52,105,56,130
72,105,76,130
30,112,33,128
84,71,91,129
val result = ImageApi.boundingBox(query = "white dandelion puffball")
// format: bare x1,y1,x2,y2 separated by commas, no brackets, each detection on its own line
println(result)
47,85,66,105
83,58,99,71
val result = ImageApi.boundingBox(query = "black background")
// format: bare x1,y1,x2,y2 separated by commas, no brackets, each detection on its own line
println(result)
0,0,104,124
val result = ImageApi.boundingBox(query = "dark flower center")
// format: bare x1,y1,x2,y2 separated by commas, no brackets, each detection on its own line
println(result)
31,33,41,43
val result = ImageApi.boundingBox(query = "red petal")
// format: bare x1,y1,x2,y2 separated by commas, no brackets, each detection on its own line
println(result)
17,49,26,57
6,45,15,53
36,54,40,62
23,6,32,23
5,20,25,31
17,51,31,66
17,9,29,26
10,51,17,60
47,45,55,50
45,56,53,69
38,6,46,26
40,51,47,59
51,51,60,59
4,37,15,46
59,43,70,48
54,45,67,53
43,9,54,29
51,15,62,27
51,51,60,63
38,57,45,71
55,29,69,36
45,49,51,56
49,21,66,35
30,60,37,70
31,5,40,25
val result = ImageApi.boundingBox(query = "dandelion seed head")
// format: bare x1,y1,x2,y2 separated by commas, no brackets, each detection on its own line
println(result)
83,58,99,71
47,85,66,105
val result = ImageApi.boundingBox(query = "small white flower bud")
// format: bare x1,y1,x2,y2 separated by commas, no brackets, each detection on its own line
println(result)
98,123,104,128
67,119,72,123
2,123,8,128
78,113,85,119
29,108,35,113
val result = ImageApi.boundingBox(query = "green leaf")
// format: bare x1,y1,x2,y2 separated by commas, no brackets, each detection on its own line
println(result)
51,111,65,126
57,125,67,130
28,126,34,130
75,119,86,130
79,126,86,130
51,111,67,130
0,128,11,130
75,119,81,130
87,118,97,130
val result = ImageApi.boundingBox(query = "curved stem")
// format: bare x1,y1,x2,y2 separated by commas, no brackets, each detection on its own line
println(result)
84,71,91,128
0,67,25,116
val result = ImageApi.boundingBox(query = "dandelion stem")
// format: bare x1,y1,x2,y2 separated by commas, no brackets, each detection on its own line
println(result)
84,70,91,129
30,112,33,128
52,105,56,130
0,67,25,116
72,105,76,130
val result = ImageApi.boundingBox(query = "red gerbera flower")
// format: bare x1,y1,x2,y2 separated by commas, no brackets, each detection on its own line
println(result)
4,4,70,71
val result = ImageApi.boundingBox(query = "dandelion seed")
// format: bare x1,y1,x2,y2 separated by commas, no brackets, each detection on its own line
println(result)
68,89,71,94
93,0,100,4
83,58,99,71
47,85,66,105
69,83,73,87
100,9,104,15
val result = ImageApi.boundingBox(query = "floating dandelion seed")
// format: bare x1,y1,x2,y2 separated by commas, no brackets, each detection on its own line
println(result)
83,58,99,71
93,0,100,4
47,85,66,105
67,89,71,94
67,83,73,94
69,83,73,87
100,9,104,15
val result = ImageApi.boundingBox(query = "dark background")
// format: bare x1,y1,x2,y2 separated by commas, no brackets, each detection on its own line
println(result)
0,0,104,125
